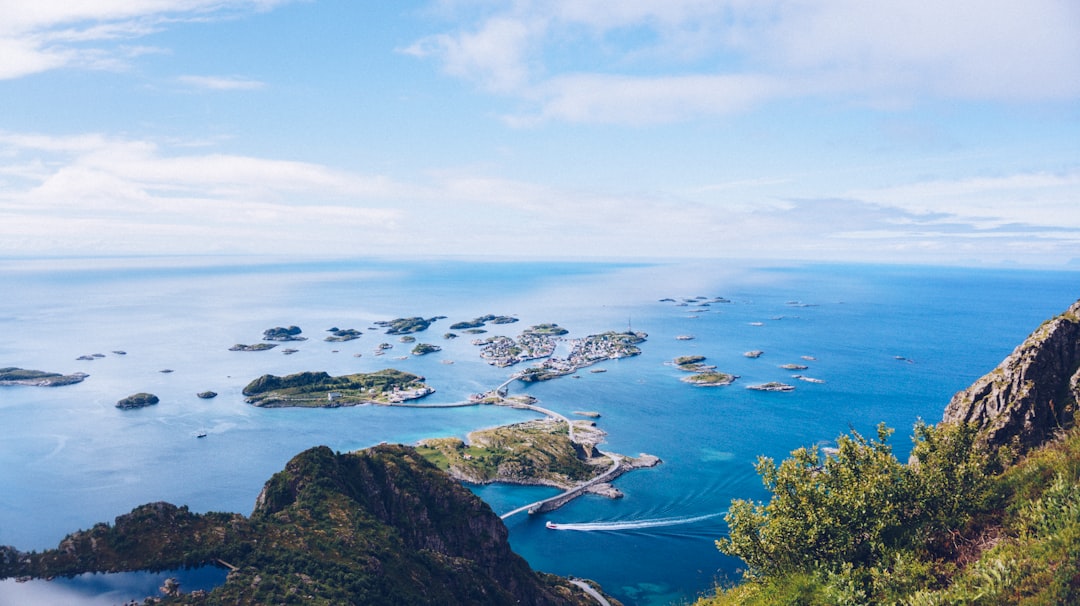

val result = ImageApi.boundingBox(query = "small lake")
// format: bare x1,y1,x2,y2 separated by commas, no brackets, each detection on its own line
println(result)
0,565,228,605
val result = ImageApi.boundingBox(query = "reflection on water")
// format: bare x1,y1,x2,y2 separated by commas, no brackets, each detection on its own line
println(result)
0,565,228,605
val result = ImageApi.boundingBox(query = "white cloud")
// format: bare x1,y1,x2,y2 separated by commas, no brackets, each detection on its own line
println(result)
846,171,1080,229
516,73,784,125
0,132,407,255
403,16,537,93
410,0,1080,124
177,75,266,90
0,0,295,79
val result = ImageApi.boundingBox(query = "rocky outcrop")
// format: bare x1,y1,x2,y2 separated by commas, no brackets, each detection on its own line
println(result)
943,299,1080,452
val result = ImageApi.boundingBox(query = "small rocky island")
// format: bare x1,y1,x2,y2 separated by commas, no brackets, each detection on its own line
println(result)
747,381,796,392
325,327,362,342
229,343,277,352
449,314,519,330
669,356,738,386
116,393,159,409
682,371,738,386
0,367,88,386
242,369,433,407
411,343,441,355
375,316,445,335
262,326,306,341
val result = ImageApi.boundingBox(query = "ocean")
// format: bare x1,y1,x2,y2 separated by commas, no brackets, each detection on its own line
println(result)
1,257,1076,605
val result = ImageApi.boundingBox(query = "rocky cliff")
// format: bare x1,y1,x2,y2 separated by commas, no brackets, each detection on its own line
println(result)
943,298,1080,452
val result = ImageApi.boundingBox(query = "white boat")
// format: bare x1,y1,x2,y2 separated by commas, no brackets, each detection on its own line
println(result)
546,521,559,530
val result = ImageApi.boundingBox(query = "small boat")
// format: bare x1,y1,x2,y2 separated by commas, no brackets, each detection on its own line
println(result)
546,521,559,530
196,432,207,438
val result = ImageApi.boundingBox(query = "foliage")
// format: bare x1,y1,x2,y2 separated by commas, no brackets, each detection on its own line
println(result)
702,421,1080,605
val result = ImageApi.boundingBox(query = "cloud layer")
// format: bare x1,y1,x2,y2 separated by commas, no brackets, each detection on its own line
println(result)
408,0,1080,124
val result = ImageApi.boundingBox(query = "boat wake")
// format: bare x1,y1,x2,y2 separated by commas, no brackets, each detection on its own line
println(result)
546,513,722,532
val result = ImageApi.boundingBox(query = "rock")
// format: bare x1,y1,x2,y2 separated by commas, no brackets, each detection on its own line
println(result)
196,391,217,399
116,393,159,409
943,298,1080,453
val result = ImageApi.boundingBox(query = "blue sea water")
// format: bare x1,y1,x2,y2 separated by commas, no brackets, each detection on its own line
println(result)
0,257,1076,605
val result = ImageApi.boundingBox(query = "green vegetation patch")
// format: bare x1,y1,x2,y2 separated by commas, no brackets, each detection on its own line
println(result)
242,369,430,407
417,420,597,487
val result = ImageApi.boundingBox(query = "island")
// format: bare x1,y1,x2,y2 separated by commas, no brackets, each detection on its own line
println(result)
681,371,738,386
525,323,569,336
449,314,519,330
374,316,444,335
0,367,88,386
325,327,362,342
475,333,556,367
229,343,278,352
671,355,714,372
747,381,796,392
779,363,809,370
242,369,434,407
416,418,608,488
262,326,306,341
744,350,764,358
411,343,441,356
116,392,159,409
517,330,646,382
415,404,660,508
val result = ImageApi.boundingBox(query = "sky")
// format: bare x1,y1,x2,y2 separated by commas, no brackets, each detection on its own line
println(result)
0,1,1078,266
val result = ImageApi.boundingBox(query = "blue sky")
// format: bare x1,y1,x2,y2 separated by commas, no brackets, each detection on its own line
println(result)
1,1,1078,266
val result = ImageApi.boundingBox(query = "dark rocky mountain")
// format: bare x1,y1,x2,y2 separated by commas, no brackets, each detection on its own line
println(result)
943,299,1080,452
0,445,604,605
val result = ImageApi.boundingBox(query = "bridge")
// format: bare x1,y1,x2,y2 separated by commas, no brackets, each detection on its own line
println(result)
499,451,622,520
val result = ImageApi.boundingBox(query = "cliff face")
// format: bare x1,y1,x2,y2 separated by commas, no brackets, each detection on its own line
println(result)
943,299,1080,452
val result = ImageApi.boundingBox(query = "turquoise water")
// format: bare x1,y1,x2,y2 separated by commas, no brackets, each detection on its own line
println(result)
0,257,1076,605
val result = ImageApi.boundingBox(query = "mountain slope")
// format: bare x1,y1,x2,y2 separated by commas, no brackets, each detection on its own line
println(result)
0,444,603,606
